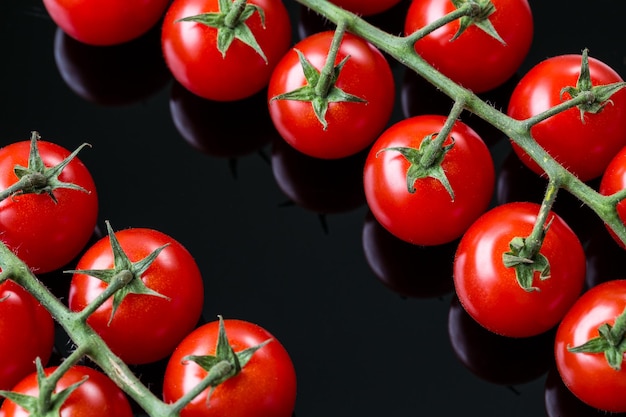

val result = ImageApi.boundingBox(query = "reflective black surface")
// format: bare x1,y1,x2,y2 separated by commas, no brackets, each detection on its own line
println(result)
2,1,626,416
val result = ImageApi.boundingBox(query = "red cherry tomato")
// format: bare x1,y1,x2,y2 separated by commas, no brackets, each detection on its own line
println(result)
163,318,297,417
68,228,204,365
454,201,586,338
507,53,626,182
555,279,626,413
268,30,395,159
42,0,170,46
599,145,626,249
0,281,55,391
0,365,133,416
162,0,292,101
0,139,98,274
328,0,403,16
404,0,533,93
363,114,494,246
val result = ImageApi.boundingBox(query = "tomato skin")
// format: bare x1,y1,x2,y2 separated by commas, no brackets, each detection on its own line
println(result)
363,115,494,246
508,54,626,182
68,228,204,365
162,0,292,102
0,140,98,274
268,31,395,159
42,0,170,46
0,281,55,392
328,0,403,16
404,0,533,93
0,365,133,416
163,319,297,417
453,202,586,338
554,280,626,413
599,145,626,249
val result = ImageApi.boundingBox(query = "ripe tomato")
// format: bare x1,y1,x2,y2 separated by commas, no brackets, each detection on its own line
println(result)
0,281,55,391
327,0,403,16
0,365,133,416
454,201,586,338
42,0,170,46
268,30,395,159
0,137,98,274
507,53,626,182
68,228,204,365
363,114,494,246
599,145,626,249
161,0,292,101
555,279,626,413
404,0,533,93
163,318,297,417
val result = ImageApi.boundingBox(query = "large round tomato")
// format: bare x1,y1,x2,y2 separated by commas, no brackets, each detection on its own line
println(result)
404,0,533,93
363,114,494,246
161,0,292,101
599,145,626,249
507,53,626,182
454,201,586,338
555,279,626,413
68,228,204,365
163,318,297,417
268,30,395,159
328,0,403,16
0,138,98,274
0,365,133,416
0,281,55,391
42,0,170,46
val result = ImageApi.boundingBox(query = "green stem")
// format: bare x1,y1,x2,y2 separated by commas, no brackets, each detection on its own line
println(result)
314,20,348,98
224,0,248,28
420,98,466,167
37,344,89,412
169,361,234,414
405,2,474,44
0,172,47,202
521,90,595,130
522,178,560,258
74,270,134,323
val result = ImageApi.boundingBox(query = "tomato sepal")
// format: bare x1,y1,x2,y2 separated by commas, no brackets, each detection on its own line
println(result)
449,0,504,44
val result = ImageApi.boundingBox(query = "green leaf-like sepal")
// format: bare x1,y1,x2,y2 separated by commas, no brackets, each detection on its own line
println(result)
450,0,505,44
502,236,550,292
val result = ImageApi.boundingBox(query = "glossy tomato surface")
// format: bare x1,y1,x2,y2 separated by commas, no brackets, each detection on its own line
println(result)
0,281,55,391
42,0,170,46
363,114,494,246
162,0,292,101
555,280,626,413
163,318,297,417
0,365,133,416
268,30,395,159
404,0,533,93
0,140,98,274
68,228,204,365
599,145,626,249
454,201,586,338
507,53,626,182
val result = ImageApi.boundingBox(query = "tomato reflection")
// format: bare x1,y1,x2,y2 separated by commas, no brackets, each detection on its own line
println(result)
53,26,170,106
448,295,553,386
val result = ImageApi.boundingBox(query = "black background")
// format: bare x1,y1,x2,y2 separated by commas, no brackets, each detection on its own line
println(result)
1,1,626,416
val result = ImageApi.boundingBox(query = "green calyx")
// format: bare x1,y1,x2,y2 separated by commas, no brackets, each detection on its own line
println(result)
560,48,626,122
450,0,505,44
183,315,272,405
3,131,90,204
177,0,268,63
66,221,170,325
377,133,455,200
502,218,553,292
568,308,626,371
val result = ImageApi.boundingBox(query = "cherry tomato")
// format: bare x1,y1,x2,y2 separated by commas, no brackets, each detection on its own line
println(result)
161,0,292,101
363,114,494,246
0,281,55,391
328,0,403,16
454,201,586,338
0,138,98,274
268,30,395,159
507,53,626,182
68,228,204,365
0,365,133,416
163,318,297,417
42,0,170,46
599,145,626,249
555,279,626,413
404,0,533,93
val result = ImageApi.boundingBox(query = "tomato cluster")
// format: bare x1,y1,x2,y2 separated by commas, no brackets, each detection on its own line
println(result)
4,0,626,416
